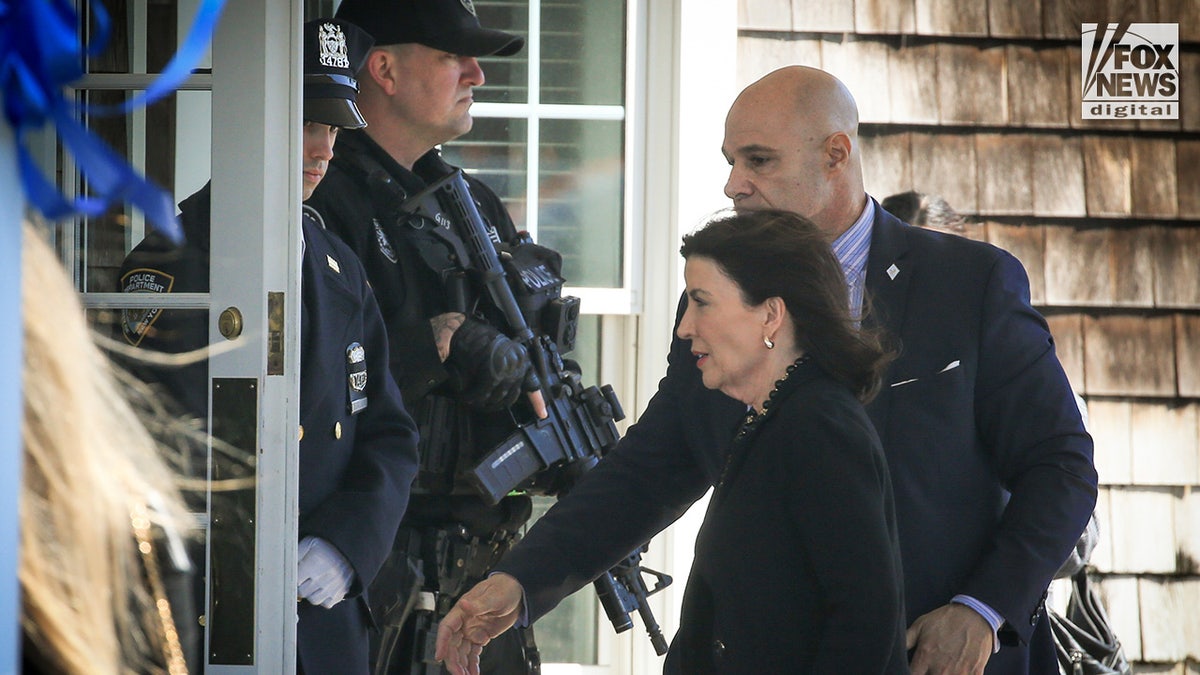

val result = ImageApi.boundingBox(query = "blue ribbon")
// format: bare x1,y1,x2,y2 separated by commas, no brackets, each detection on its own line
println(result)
1,0,227,243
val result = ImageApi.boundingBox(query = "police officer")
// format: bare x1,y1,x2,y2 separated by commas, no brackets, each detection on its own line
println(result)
305,1,548,672
119,19,420,675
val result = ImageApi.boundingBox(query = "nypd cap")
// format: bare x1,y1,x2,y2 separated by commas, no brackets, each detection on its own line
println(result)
304,19,374,129
335,0,524,57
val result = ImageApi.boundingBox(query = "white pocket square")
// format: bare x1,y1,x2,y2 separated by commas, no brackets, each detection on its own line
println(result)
890,360,961,388
938,360,961,373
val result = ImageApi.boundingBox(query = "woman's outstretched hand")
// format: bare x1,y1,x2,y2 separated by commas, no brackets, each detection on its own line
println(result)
435,573,526,675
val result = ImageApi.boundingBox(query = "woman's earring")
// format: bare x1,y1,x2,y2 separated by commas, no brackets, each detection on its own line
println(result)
764,336,775,349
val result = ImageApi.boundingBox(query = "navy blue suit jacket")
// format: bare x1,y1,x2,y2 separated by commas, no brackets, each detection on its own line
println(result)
295,212,420,674
496,202,1096,674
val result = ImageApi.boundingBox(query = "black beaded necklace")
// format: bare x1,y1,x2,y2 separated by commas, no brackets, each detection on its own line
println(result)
735,354,812,438
718,354,812,492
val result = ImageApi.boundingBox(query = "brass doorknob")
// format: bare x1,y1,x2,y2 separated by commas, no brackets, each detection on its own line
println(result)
218,307,243,340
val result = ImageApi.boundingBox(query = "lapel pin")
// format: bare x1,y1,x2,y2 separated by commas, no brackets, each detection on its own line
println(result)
327,255,341,273
887,263,899,280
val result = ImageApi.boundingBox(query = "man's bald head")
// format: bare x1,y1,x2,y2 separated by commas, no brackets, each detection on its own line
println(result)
722,66,867,238
741,66,859,142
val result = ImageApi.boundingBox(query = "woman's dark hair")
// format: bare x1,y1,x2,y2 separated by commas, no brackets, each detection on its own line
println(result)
680,209,893,402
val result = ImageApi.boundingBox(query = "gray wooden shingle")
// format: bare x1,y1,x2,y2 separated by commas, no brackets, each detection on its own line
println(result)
888,42,940,124
976,134,1034,215
1184,51,1200,132
861,132,913,202
1155,0,1200,43
1006,46,1070,127
1131,403,1199,485
1095,575,1142,660
1131,138,1179,218
1088,399,1132,483
1083,314,1175,396
1107,488,1178,572
822,38,893,123
988,222,1044,302
1178,141,1200,218
739,0,791,31
790,0,854,32
1152,227,1200,309
1176,487,1200,575
911,132,978,213
1083,136,1132,216
1043,225,1156,307
737,37,823,90
1032,135,1087,217
1139,576,1200,661
1046,312,1084,389
855,0,916,34
914,0,988,35
1177,314,1200,398
1040,0,1081,40
936,44,1007,125
989,0,1043,38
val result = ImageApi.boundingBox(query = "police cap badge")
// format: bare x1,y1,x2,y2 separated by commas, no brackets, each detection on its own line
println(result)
303,19,375,129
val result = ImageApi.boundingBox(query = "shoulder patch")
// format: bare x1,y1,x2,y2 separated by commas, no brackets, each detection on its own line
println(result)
120,268,176,346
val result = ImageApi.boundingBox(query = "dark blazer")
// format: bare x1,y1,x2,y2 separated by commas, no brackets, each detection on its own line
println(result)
496,201,1096,674
861,203,1096,672
295,211,420,674
669,360,907,674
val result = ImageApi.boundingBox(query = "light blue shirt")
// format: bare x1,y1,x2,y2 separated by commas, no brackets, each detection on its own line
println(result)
830,198,874,321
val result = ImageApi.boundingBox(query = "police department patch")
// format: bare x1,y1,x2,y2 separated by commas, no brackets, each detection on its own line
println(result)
374,218,398,263
120,268,175,346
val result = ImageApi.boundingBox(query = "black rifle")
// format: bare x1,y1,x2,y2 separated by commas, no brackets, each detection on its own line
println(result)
400,170,672,655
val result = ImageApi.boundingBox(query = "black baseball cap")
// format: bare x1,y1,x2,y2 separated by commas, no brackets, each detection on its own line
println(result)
335,0,524,57
303,19,374,129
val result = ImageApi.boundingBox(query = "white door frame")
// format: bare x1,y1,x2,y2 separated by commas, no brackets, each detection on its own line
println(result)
204,1,304,672
70,1,306,672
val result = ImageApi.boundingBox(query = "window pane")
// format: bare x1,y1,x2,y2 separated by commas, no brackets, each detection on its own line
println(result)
539,119,624,288
529,499,599,664
86,0,181,75
442,117,530,226
76,90,193,293
87,305,212,427
541,0,625,105
524,314,600,665
475,1,530,103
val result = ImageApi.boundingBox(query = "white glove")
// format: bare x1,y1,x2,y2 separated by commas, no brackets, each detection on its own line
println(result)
297,536,355,608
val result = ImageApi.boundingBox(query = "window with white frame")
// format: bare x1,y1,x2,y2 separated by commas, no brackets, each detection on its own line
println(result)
442,0,630,307
439,0,631,668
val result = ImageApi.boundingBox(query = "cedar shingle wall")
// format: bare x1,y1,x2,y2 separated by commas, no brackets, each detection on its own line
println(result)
740,0,1200,666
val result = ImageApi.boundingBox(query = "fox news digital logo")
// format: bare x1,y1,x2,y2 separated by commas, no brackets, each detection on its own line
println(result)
1082,23,1178,120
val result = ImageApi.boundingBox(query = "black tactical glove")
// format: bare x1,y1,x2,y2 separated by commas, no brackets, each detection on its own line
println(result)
447,318,531,411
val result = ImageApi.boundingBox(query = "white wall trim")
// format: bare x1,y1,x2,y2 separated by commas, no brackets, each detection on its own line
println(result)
630,0,738,672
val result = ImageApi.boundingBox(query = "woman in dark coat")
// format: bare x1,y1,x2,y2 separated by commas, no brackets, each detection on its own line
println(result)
670,209,907,674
